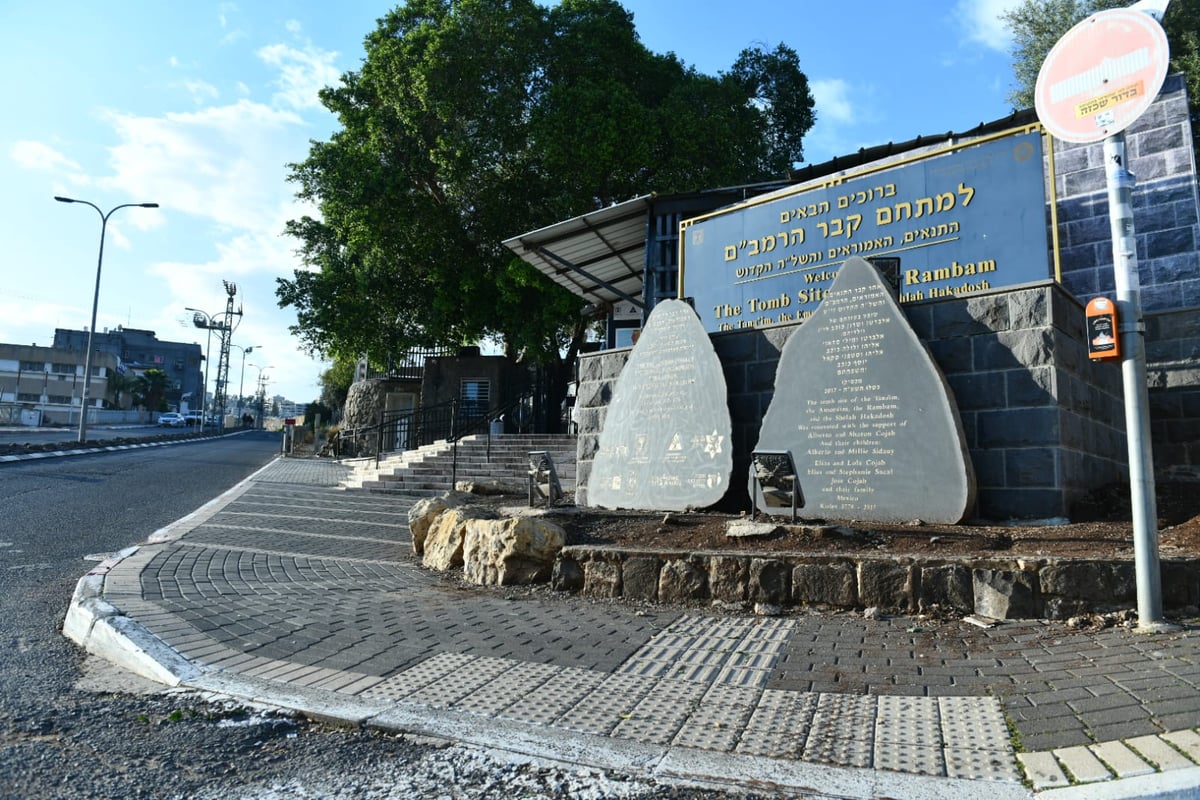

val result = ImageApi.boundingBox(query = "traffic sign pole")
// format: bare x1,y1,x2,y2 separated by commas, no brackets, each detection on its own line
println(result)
1035,4,1173,629
1104,131,1166,628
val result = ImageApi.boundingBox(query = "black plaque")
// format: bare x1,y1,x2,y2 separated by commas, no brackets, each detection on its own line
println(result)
589,299,733,511
753,257,975,523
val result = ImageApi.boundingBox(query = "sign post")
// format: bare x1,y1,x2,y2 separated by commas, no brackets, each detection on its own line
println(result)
1035,5,1171,630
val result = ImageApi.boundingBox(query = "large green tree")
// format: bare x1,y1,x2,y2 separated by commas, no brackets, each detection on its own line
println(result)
1001,0,1199,155
279,0,814,419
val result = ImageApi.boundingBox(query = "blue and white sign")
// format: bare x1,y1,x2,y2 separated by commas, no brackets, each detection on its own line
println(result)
680,129,1051,332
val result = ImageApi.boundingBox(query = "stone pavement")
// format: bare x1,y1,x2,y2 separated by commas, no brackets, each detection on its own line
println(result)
65,457,1200,799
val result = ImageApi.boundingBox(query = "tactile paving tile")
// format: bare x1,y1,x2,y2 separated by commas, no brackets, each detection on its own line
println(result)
500,666,605,726
736,690,819,759
873,740,946,776
806,693,878,744
938,696,1010,746
875,695,942,747
360,652,478,700
617,615,794,685
611,679,707,745
803,731,875,768
404,654,513,708
448,659,564,717
555,672,660,736
673,684,761,752
943,745,1021,782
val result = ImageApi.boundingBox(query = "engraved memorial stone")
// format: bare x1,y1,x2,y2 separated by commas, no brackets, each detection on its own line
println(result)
589,299,733,511
754,257,975,524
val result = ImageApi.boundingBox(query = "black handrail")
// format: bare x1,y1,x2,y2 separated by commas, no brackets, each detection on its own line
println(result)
447,391,534,486
332,391,536,466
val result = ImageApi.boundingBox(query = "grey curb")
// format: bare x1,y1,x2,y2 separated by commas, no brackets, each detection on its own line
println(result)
63,547,201,686
0,429,249,464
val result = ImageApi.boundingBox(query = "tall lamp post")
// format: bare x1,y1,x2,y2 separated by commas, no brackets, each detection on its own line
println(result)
186,308,217,429
232,344,260,424
55,196,158,443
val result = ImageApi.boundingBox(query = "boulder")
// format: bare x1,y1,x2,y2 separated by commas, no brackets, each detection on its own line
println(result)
461,517,565,586
422,505,499,572
407,492,474,556
455,478,525,496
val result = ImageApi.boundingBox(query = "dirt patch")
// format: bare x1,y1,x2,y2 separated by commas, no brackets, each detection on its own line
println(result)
547,481,1200,560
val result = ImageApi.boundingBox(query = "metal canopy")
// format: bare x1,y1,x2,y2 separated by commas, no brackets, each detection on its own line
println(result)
503,195,653,309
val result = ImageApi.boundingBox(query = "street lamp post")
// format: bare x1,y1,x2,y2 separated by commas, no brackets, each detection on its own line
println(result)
185,307,222,430
55,196,158,443
232,344,259,424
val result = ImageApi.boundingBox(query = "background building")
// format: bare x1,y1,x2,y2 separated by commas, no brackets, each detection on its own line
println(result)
53,326,203,412
0,343,121,425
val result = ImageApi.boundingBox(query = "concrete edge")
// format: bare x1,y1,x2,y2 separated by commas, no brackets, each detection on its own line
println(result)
0,428,251,465
174,670,1034,800
1033,767,1200,799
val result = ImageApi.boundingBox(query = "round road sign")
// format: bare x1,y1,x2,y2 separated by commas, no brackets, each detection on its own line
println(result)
1034,8,1169,144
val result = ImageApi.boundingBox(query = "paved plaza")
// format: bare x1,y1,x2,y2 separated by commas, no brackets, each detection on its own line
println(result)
66,457,1200,798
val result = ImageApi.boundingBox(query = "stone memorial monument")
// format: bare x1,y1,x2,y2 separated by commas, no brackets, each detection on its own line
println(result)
754,257,975,524
588,299,733,511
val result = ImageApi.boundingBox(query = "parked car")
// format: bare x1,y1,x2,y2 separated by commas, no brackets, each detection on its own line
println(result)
157,412,185,427
183,412,204,426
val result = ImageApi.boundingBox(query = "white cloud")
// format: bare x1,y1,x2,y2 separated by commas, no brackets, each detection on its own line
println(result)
810,78,855,125
257,42,340,111
183,79,220,105
99,99,305,232
10,141,81,172
956,0,1024,53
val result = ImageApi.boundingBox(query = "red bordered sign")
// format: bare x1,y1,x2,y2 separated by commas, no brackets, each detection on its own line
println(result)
1035,8,1169,144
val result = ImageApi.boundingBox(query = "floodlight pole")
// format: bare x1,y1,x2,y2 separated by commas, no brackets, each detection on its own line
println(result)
55,196,159,443
1104,132,1165,629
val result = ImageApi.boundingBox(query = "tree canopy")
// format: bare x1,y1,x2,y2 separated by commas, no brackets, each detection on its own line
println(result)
1001,0,1199,155
278,0,815,379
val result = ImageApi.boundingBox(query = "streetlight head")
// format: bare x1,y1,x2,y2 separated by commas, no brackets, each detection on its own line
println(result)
139,202,160,208
54,196,77,203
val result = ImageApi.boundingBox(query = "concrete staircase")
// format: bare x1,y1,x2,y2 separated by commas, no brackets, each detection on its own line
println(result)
340,433,577,499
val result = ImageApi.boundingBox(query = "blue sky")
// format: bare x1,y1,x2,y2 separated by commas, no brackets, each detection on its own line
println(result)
1,1,1022,403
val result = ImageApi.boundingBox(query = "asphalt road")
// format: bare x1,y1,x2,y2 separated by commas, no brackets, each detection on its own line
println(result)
0,437,771,799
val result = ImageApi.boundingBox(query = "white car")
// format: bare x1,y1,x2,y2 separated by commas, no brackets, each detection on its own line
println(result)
157,412,185,427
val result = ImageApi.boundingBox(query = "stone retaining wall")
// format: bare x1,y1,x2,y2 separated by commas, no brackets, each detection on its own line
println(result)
552,546,1200,621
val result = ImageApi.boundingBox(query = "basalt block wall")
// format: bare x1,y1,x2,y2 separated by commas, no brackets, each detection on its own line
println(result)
1052,73,1200,474
577,283,1127,521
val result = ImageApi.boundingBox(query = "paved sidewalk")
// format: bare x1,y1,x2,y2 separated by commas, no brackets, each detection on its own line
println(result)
65,458,1200,799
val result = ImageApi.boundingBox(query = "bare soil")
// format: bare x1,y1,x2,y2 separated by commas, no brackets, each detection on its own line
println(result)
552,481,1200,560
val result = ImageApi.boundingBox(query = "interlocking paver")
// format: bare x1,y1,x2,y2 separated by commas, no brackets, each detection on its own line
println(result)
78,456,1200,792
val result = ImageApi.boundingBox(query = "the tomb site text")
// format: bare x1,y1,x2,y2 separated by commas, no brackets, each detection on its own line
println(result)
712,256,995,331
797,285,907,515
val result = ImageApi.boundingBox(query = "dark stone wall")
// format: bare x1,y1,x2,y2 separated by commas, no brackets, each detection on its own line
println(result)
577,284,1125,521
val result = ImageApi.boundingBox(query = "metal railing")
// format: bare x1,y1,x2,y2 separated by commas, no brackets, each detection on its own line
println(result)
332,392,536,467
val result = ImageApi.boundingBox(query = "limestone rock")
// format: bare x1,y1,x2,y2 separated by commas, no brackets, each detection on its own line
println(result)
407,492,474,556
462,517,565,586
455,478,525,496
725,520,779,539
422,505,499,572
